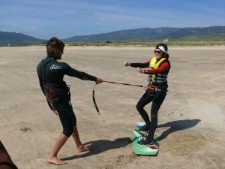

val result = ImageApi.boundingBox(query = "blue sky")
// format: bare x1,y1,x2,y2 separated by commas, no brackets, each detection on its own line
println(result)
1,0,225,39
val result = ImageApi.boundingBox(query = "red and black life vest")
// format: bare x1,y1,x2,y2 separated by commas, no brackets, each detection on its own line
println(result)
148,57,169,86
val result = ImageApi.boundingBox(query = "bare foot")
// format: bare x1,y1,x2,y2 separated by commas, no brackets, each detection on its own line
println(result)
48,156,67,165
77,145,90,153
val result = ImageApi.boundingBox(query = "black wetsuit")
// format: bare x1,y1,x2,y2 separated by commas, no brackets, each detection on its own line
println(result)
37,56,97,137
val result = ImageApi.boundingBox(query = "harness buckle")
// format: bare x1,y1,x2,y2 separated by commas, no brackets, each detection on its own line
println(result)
147,84,161,93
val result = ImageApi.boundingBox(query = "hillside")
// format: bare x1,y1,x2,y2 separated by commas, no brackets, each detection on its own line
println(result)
0,31,45,46
63,26,225,42
0,26,225,46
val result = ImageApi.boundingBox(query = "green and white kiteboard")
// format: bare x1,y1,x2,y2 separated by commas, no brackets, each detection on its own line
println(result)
132,122,159,156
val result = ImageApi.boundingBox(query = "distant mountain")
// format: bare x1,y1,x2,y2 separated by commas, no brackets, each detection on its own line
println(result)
63,26,225,42
1,26,225,46
0,31,45,46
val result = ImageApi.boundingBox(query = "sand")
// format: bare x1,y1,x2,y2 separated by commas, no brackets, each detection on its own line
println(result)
0,46,225,169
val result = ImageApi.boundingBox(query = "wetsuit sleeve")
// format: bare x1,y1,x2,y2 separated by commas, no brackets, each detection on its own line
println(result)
63,63,97,81
130,61,150,68
143,61,170,74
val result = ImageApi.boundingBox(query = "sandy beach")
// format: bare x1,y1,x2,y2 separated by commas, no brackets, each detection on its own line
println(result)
0,46,225,169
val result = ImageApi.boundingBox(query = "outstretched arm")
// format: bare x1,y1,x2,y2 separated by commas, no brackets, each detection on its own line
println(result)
64,63,102,83
136,61,170,74
124,61,150,68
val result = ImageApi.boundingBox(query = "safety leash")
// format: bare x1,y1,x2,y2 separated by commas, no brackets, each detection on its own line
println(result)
92,80,145,114
92,84,100,115
103,80,144,88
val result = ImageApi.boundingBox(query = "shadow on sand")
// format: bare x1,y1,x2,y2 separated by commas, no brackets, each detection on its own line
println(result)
157,119,201,141
62,119,200,161
61,137,131,161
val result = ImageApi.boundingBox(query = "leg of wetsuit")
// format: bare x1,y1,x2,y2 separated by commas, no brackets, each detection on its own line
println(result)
136,91,153,130
147,91,167,141
53,102,76,137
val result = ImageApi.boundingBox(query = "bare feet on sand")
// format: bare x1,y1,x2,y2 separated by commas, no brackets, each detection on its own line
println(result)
48,156,67,165
77,145,90,153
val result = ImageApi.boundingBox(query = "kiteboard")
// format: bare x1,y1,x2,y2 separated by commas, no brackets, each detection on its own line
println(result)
132,122,159,156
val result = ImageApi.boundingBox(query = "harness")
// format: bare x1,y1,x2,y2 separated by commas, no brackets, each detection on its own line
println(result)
40,58,70,104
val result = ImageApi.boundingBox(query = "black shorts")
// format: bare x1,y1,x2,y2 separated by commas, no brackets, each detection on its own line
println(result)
52,102,76,137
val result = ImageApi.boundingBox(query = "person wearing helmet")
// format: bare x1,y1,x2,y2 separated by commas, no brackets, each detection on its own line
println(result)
124,43,171,145
37,37,102,165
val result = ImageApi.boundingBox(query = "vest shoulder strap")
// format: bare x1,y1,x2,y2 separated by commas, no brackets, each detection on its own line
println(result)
149,57,167,69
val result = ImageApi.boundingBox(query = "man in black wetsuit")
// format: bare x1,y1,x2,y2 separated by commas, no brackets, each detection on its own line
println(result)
37,37,102,165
